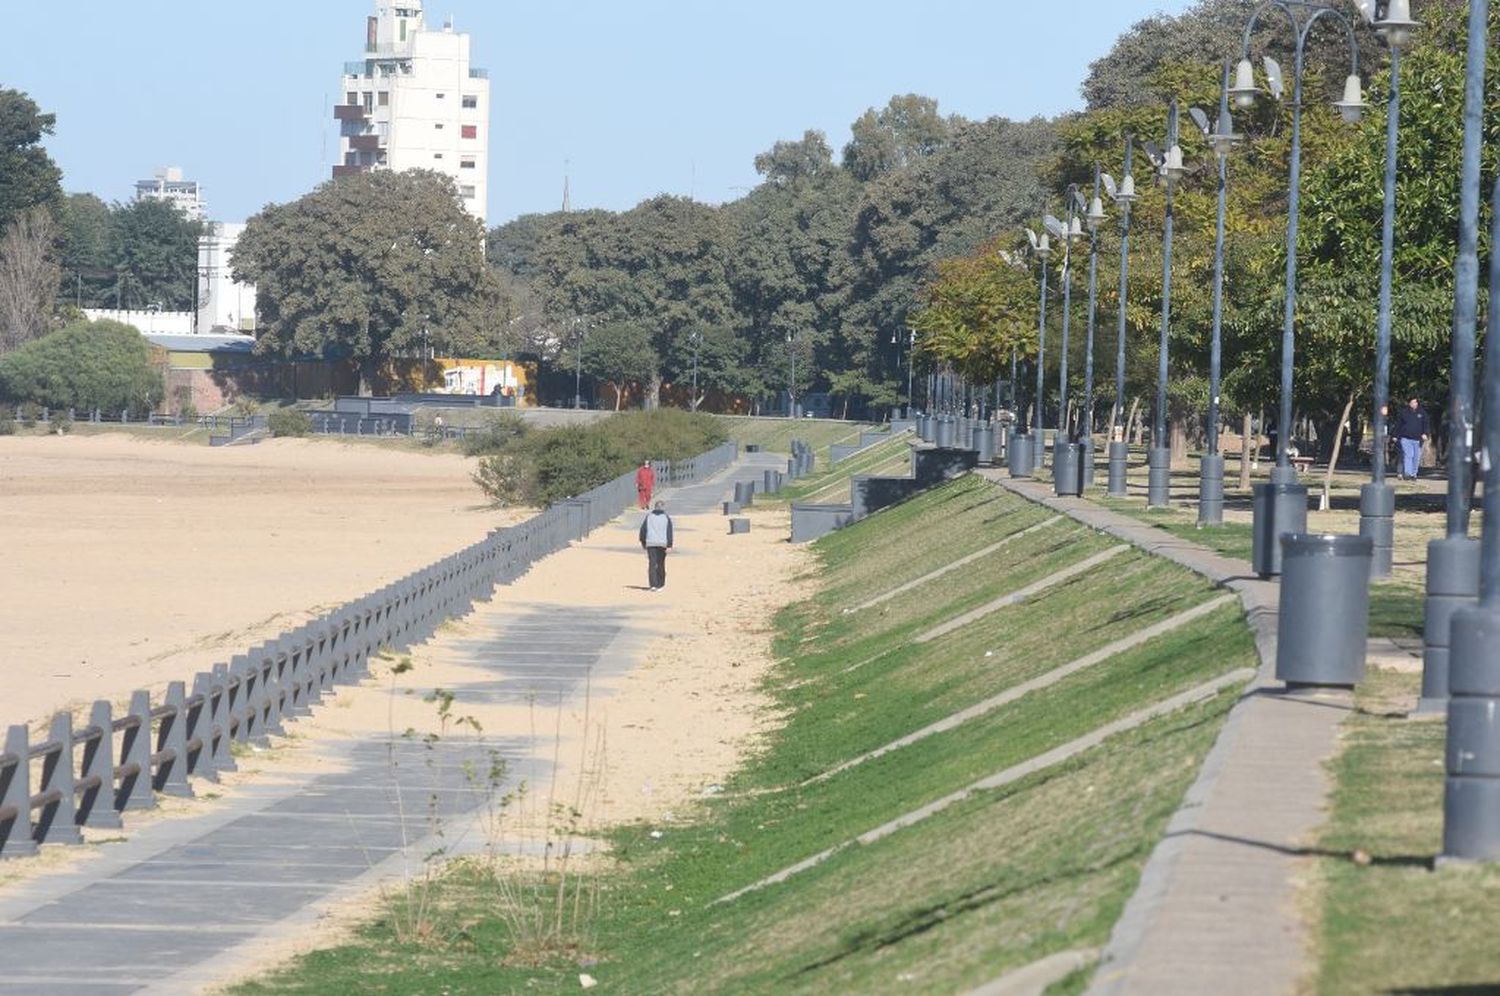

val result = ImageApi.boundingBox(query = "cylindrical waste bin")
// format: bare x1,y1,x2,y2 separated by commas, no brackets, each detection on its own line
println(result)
1053,442,1081,497
1251,481,1308,577
1107,441,1128,496
1275,533,1373,688
976,425,996,464
1008,434,1032,478
918,414,935,443
935,417,955,448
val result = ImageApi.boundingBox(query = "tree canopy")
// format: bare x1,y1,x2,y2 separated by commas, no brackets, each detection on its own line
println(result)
0,318,163,413
0,88,61,232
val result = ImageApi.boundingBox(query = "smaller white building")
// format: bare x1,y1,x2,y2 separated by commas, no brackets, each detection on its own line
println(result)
134,167,206,221
196,223,257,335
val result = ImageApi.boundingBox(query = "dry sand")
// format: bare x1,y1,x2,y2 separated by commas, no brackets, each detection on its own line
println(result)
0,433,525,727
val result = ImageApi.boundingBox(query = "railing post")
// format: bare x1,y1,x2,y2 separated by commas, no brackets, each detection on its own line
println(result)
116,690,155,812
0,725,38,858
262,646,285,737
34,712,83,845
79,701,121,829
210,663,236,771
153,681,193,798
187,673,219,783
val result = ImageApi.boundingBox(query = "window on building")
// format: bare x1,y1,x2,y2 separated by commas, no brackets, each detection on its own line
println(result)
361,92,373,111
460,185,476,198
346,91,357,106
461,125,478,139
434,153,444,160
434,122,444,130
462,95,478,109
436,92,446,99
399,20,407,42
378,91,389,107
460,158,476,169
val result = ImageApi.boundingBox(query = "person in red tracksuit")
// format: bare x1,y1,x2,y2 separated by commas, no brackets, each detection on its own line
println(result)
635,461,655,509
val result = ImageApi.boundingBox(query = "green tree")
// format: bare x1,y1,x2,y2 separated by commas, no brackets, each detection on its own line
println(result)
0,89,62,232
56,193,114,308
0,318,163,413
108,199,203,311
578,321,657,410
842,94,955,181
234,170,501,391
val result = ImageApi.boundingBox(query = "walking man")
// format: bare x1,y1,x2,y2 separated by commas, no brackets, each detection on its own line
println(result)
1393,396,1430,480
635,460,656,509
638,500,673,591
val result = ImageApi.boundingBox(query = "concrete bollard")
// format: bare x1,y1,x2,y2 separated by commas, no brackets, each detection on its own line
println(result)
1197,454,1225,526
1251,480,1308,577
1418,536,1480,712
729,518,750,534
1275,533,1373,688
723,500,740,515
1358,483,1395,579
80,701,122,829
1441,605,1500,859
763,469,777,495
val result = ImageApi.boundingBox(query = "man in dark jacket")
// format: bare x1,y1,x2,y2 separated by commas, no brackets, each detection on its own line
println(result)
1392,397,1430,480
638,500,674,591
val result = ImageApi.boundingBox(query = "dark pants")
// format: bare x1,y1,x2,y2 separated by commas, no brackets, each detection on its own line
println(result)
646,546,668,589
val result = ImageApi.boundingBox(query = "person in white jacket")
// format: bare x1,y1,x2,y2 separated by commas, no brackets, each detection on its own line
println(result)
637,501,675,591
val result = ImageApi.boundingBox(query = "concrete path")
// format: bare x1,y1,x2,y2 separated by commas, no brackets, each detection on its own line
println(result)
979,471,1348,996
0,456,781,995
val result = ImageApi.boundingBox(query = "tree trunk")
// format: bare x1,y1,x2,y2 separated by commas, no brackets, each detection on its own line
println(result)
614,383,623,412
1239,412,1253,490
1126,396,1143,447
1170,416,1188,465
647,373,662,410
1321,390,1357,511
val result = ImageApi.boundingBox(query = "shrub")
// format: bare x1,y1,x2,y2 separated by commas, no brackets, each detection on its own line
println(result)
51,410,72,434
472,452,534,505
0,320,164,414
461,412,529,457
267,408,311,437
0,411,14,435
19,401,39,426
527,426,629,504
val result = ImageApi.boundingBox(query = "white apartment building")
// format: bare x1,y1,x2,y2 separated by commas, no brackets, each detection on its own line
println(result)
196,223,257,335
134,167,206,221
334,1,490,223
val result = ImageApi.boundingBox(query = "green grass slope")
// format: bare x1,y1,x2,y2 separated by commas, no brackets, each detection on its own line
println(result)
717,416,877,469
236,475,1256,995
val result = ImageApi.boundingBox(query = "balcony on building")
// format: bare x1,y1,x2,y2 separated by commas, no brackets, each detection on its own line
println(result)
333,104,368,122
349,134,383,153
344,60,371,78
332,164,371,179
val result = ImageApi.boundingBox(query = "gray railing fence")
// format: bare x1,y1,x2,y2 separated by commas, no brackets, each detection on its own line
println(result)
0,440,738,860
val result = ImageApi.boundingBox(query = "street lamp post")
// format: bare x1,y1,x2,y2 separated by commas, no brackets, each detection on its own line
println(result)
1047,195,1085,495
893,328,915,418
1025,224,1053,469
689,329,702,411
1107,138,1138,497
1147,102,1188,509
1191,65,1243,526
1426,0,1487,722
1358,0,1418,579
1232,0,1365,575
1082,166,1108,488
786,331,797,418
573,318,587,410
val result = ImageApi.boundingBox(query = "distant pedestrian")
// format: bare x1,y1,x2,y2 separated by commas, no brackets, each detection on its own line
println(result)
635,460,656,509
1393,397,1430,480
638,500,674,591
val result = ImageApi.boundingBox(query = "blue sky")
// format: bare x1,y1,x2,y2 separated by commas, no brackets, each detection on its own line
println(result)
2,1,1194,226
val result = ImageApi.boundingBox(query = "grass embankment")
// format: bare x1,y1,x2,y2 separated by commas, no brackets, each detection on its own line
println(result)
717,415,875,468
236,475,1256,995
775,431,915,505
1308,668,1500,993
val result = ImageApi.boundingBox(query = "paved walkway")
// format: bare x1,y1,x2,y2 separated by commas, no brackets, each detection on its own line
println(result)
978,471,1348,996
0,456,782,996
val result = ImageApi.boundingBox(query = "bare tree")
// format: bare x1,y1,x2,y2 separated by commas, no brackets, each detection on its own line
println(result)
0,207,60,352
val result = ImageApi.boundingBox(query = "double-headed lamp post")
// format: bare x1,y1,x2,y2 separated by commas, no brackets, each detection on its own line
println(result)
1147,102,1189,509
1231,0,1365,574
786,331,797,418
572,317,589,410
1191,65,1243,526
1025,224,1053,469
1047,196,1085,495
1081,167,1108,489
1359,0,1419,580
893,328,915,417
1106,139,1138,497
689,329,702,411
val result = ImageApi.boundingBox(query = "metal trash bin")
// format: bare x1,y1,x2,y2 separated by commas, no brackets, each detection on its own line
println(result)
976,425,996,464
1252,481,1309,577
935,417,956,448
918,414,935,443
1275,533,1373,688
1008,434,1033,478
1053,442,1081,497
